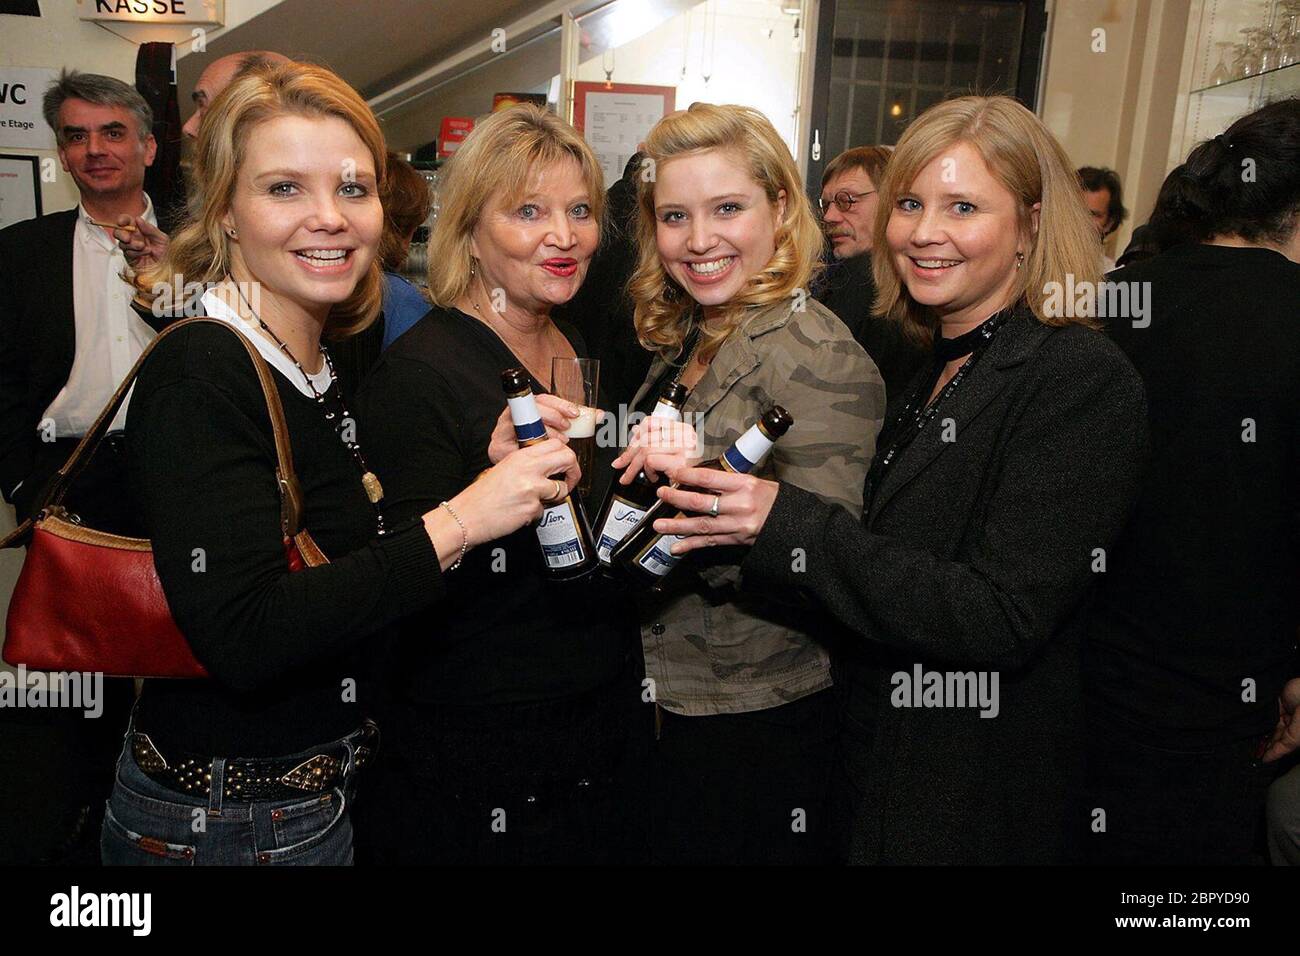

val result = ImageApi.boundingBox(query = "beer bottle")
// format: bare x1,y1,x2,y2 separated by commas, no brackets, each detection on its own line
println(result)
593,382,690,568
611,405,793,590
500,368,598,581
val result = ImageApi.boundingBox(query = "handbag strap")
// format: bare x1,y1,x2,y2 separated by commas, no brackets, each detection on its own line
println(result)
36,316,307,538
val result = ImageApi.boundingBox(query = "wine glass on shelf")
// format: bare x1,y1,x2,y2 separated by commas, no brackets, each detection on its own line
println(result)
1233,40,1257,78
1279,3,1300,67
1208,41,1234,85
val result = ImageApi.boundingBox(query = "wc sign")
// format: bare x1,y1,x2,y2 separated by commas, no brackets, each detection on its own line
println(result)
0,68,58,151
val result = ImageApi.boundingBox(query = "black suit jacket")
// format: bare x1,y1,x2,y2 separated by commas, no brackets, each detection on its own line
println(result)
0,208,168,512
813,252,927,411
742,310,1149,863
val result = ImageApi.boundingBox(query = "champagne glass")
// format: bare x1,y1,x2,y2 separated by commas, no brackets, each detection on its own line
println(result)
551,357,600,497
1209,41,1234,85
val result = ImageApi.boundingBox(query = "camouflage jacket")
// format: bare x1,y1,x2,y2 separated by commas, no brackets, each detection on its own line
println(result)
629,297,885,715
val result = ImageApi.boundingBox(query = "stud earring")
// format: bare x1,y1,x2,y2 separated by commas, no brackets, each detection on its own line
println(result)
227,228,238,240
1015,251,1024,270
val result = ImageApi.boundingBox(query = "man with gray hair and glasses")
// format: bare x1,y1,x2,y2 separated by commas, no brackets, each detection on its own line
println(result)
0,69,159,863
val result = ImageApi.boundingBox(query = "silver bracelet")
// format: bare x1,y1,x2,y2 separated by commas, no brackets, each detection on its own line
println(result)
438,501,468,572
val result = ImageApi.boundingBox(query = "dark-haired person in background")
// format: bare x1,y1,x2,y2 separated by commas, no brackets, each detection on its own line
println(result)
814,146,926,407
378,152,433,350
1113,164,1198,270
552,150,653,407
1077,166,1128,271
1086,97,1300,865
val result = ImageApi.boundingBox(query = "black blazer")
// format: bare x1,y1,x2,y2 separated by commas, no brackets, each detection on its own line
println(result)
742,309,1149,863
0,209,173,511
0,209,78,505
813,252,927,409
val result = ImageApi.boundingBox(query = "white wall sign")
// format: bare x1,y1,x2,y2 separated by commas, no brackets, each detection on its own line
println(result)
0,156,41,231
0,68,58,151
78,0,225,26
582,92,669,189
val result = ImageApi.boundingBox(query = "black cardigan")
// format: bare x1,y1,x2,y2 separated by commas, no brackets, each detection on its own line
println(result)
742,310,1149,864
356,305,639,713
127,321,443,757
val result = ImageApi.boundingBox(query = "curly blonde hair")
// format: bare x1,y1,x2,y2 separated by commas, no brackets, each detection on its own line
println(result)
425,105,605,308
629,104,825,362
138,62,387,340
871,95,1102,345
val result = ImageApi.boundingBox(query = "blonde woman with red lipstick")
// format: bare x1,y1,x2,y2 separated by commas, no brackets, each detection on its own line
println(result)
610,103,883,864
357,105,651,864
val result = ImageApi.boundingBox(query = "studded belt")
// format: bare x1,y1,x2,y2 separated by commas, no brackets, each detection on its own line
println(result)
129,724,377,802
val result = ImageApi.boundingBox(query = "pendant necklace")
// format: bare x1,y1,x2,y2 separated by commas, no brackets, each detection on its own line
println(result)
233,282,386,536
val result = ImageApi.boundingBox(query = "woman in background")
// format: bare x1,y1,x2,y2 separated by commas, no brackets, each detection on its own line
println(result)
378,151,434,350
1086,97,1300,864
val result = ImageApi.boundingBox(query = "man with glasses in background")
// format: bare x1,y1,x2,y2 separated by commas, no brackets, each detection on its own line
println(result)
814,146,924,408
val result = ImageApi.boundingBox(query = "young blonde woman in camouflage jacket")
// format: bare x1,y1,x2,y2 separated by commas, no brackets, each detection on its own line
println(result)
611,104,884,863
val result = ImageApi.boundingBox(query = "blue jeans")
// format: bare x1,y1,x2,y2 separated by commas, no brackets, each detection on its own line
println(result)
100,726,367,866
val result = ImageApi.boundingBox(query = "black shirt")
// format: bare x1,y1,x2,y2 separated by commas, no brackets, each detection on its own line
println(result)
127,321,444,757
357,305,639,709
552,156,652,407
1090,243,1300,742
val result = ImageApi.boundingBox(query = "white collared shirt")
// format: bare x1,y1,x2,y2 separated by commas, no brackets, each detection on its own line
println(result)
199,288,333,399
40,194,160,437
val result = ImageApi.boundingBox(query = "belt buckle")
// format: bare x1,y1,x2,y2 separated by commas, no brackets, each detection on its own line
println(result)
279,753,339,792
131,732,169,773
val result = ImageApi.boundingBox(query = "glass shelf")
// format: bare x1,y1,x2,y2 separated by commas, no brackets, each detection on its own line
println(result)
1190,60,1300,96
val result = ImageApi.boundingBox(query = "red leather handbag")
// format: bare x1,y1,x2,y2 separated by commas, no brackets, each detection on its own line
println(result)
1,318,328,678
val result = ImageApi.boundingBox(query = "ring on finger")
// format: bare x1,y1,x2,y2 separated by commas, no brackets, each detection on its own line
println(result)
708,494,721,518
547,479,564,502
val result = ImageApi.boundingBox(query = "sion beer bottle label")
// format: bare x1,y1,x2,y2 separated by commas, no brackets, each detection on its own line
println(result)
500,368,598,580
594,383,690,566
612,405,793,589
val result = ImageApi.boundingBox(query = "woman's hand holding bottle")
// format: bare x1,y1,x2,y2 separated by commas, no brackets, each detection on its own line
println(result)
612,416,701,485
423,438,580,570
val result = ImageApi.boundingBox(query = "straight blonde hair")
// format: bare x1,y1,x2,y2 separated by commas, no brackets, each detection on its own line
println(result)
630,104,825,362
138,62,388,339
871,95,1102,345
426,105,605,308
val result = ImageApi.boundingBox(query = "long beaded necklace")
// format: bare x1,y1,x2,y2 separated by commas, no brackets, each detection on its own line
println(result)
233,282,387,536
